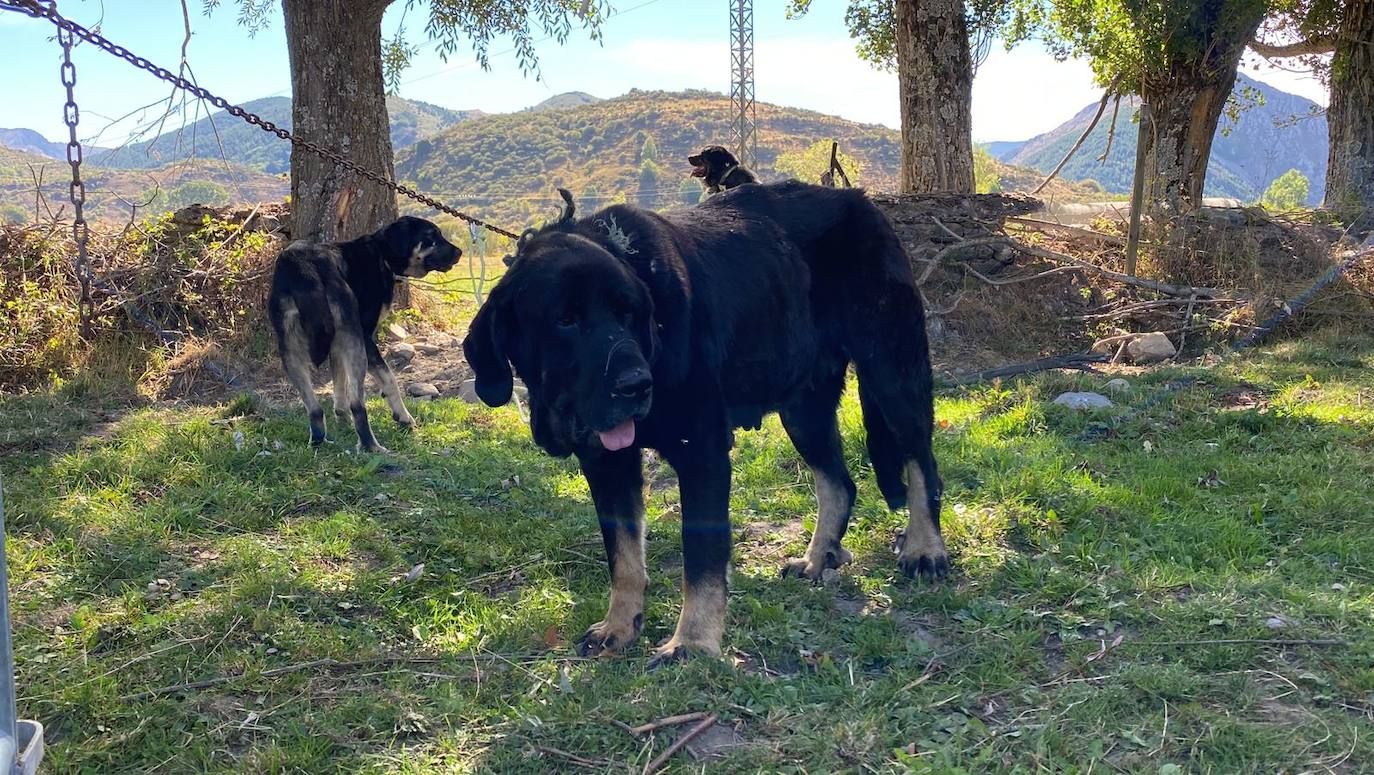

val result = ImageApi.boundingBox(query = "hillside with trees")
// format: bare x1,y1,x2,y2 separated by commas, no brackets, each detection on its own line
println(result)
0,144,286,225
394,89,904,228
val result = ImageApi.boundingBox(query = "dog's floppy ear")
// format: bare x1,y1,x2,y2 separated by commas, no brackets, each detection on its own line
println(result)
463,287,514,407
636,285,660,365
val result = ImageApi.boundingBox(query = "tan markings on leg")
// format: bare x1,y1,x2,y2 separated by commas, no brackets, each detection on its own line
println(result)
329,350,351,420
650,576,726,665
784,468,853,579
579,518,647,657
896,461,948,577
370,361,414,426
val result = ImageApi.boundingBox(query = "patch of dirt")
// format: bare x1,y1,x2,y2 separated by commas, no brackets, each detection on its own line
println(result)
829,589,947,652
161,327,476,411
684,721,748,761
1216,384,1271,412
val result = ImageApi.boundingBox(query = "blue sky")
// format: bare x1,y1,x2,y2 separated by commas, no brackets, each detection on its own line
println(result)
1,0,1328,148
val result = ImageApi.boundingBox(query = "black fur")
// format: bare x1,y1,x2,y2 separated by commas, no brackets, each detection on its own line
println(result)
688,145,761,194
464,181,947,663
269,216,460,452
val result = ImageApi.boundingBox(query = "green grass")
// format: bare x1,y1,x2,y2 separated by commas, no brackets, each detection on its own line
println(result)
5,330,1374,772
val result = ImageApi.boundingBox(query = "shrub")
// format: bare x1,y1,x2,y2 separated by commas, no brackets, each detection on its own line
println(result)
1260,169,1310,212
973,145,1001,194
774,140,862,186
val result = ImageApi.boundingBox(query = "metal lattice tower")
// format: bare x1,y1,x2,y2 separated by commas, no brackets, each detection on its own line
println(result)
729,0,757,168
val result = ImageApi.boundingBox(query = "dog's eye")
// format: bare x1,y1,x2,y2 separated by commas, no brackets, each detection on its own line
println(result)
556,313,578,329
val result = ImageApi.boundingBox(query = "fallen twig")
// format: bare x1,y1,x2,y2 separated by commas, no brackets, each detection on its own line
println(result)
642,714,718,775
943,352,1109,386
1174,294,1200,356
1072,297,1238,322
916,236,1008,285
917,232,1227,299
1124,638,1348,648
963,262,1083,287
1014,241,1228,298
1006,216,1125,246
618,711,711,737
532,744,614,769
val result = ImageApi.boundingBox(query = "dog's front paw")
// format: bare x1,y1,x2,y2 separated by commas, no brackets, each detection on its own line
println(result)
646,634,721,670
575,613,643,658
393,411,417,430
780,545,852,581
895,530,949,581
358,441,392,456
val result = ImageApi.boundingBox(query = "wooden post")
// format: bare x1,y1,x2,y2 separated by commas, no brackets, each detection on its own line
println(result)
1124,103,1151,276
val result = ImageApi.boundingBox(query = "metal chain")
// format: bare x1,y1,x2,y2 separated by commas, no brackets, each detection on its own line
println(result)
55,5,94,336
4,0,519,240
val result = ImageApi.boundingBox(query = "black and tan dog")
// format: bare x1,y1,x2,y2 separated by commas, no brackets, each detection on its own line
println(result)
688,145,760,193
269,216,460,453
464,184,946,667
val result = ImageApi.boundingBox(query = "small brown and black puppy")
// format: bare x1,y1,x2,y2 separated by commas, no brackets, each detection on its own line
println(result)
269,216,460,453
688,145,760,194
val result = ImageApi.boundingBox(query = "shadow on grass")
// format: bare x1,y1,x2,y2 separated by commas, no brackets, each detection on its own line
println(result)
8,330,1374,771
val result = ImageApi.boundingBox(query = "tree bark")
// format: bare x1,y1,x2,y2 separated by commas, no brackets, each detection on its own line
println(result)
1325,0,1374,231
282,0,398,242
1135,5,1266,217
894,0,975,194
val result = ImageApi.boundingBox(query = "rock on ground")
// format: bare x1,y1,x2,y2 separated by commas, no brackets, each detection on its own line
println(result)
1053,391,1113,410
1126,332,1177,363
407,382,439,399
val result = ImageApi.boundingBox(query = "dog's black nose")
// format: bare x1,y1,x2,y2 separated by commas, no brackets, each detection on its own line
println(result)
612,368,653,400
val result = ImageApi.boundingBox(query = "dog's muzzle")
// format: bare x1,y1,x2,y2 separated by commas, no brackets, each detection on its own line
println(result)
425,245,462,273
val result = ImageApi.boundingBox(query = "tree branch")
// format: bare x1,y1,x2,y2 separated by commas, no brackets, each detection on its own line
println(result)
1033,80,1119,195
944,352,1110,386
1249,35,1336,58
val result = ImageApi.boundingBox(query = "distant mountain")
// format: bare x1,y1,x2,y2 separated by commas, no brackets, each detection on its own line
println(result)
0,128,112,161
1,96,480,175
982,140,1026,161
1005,74,1327,204
525,92,602,112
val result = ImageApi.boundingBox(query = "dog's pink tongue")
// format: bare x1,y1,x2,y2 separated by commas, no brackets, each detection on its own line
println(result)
598,419,636,451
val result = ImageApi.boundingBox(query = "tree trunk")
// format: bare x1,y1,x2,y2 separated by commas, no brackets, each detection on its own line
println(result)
282,0,398,243
1325,0,1374,231
1135,6,1265,217
894,0,974,194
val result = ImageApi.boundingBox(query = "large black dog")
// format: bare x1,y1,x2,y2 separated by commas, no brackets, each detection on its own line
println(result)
269,216,460,453
464,183,945,666
688,145,760,193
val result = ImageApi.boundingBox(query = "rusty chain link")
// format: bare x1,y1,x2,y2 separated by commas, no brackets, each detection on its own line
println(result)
55,4,94,336
4,0,519,240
